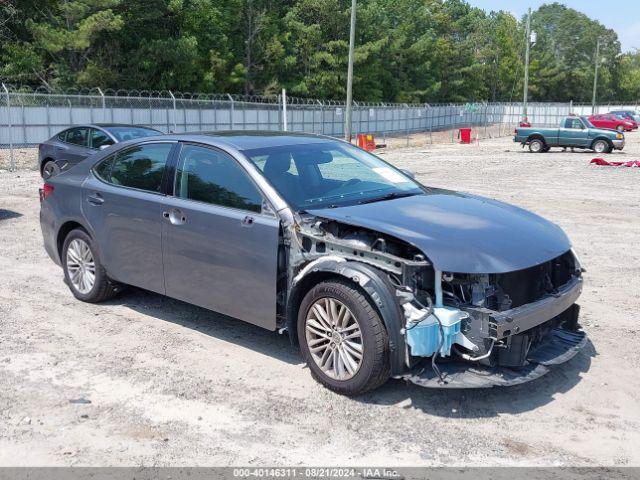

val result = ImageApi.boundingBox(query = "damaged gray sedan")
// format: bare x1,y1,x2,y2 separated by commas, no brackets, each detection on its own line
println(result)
39,132,587,395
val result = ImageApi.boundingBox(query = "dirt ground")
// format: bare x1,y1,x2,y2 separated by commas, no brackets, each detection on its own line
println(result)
0,134,639,467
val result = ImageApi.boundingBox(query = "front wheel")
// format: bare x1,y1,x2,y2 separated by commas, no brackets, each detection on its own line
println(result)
42,161,61,179
297,280,390,395
529,138,545,153
592,139,611,154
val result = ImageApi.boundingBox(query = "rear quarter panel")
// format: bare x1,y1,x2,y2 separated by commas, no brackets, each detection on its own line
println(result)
39,169,94,265
516,128,560,145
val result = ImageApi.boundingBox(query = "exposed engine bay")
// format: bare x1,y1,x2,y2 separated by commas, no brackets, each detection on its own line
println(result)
280,213,586,388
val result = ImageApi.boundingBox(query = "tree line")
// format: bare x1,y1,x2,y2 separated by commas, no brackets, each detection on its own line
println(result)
1,0,639,103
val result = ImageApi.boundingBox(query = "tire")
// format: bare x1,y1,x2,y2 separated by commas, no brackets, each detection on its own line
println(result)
616,125,625,133
42,161,61,179
542,146,551,153
62,228,120,303
528,138,545,153
592,139,611,154
297,280,390,395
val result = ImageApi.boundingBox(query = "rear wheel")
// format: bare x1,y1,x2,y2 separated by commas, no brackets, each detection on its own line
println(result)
529,138,545,153
616,125,625,133
592,139,611,154
297,280,390,395
62,229,120,303
42,161,60,179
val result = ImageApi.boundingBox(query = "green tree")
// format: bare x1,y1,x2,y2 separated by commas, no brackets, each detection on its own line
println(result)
1,0,124,88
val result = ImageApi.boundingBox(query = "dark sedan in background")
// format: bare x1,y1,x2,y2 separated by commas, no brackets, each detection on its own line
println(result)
39,131,586,395
38,123,162,179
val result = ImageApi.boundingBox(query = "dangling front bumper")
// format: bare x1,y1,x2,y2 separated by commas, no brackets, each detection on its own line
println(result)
400,327,587,388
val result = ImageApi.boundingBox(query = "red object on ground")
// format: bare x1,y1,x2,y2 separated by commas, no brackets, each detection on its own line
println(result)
459,128,472,144
356,133,376,151
590,158,640,167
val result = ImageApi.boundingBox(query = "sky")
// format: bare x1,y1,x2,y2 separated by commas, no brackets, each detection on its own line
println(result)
468,0,640,52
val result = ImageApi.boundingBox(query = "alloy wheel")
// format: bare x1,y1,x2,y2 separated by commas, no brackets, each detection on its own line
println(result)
305,297,363,380
594,141,607,153
66,239,96,294
43,162,58,179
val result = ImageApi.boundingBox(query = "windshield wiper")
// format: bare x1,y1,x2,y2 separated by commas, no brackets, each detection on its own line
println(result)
357,191,420,205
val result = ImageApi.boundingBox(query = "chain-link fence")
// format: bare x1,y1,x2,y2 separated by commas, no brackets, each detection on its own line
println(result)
2,84,639,170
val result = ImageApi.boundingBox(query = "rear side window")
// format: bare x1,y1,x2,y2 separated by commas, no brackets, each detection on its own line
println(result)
65,127,89,147
95,143,173,193
175,144,262,213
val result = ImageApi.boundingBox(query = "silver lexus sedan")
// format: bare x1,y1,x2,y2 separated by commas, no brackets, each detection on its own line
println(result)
39,132,587,395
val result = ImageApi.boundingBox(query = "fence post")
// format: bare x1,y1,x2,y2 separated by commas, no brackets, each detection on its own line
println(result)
282,88,288,131
97,87,106,110
169,91,177,132
227,94,235,129
2,84,15,171
404,104,410,146
97,87,106,123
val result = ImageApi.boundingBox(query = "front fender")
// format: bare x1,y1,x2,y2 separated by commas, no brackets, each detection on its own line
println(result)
287,258,407,376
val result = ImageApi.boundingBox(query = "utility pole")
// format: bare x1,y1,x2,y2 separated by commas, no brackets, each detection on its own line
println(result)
592,39,601,114
522,7,532,121
344,0,357,141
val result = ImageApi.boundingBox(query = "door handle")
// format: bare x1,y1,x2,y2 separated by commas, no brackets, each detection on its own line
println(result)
87,193,104,206
163,209,186,225
241,215,254,227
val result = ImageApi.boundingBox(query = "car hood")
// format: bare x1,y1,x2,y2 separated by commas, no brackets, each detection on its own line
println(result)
589,127,618,136
307,189,571,274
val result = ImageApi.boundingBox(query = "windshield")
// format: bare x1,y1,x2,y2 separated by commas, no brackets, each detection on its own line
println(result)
105,126,162,142
581,117,595,128
244,141,423,210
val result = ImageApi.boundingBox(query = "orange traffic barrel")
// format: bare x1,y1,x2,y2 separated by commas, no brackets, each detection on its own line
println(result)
357,133,376,151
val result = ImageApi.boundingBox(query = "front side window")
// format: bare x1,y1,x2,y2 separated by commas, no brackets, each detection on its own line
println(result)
175,144,263,213
66,127,89,146
564,118,583,129
95,143,173,193
245,141,422,210
90,128,114,149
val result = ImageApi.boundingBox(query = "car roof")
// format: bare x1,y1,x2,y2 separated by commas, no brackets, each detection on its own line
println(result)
164,130,342,150
93,123,162,130
58,123,162,131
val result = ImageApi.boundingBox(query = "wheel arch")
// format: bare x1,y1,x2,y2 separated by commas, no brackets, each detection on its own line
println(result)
591,137,613,150
40,157,56,175
286,258,406,376
56,220,91,260
526,134,546,144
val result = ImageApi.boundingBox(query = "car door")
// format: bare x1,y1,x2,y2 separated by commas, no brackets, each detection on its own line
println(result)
560,118,588,146
161,143,280,330
57,127,94,168
81,141,177,294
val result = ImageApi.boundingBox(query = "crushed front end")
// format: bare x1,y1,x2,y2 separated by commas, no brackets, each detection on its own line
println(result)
287,214,587,389
400,249,586,388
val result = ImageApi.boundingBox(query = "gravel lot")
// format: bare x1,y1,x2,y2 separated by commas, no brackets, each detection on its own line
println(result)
1,135,639,467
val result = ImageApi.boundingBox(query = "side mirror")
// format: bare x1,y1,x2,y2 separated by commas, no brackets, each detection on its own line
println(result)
400,168,416,179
